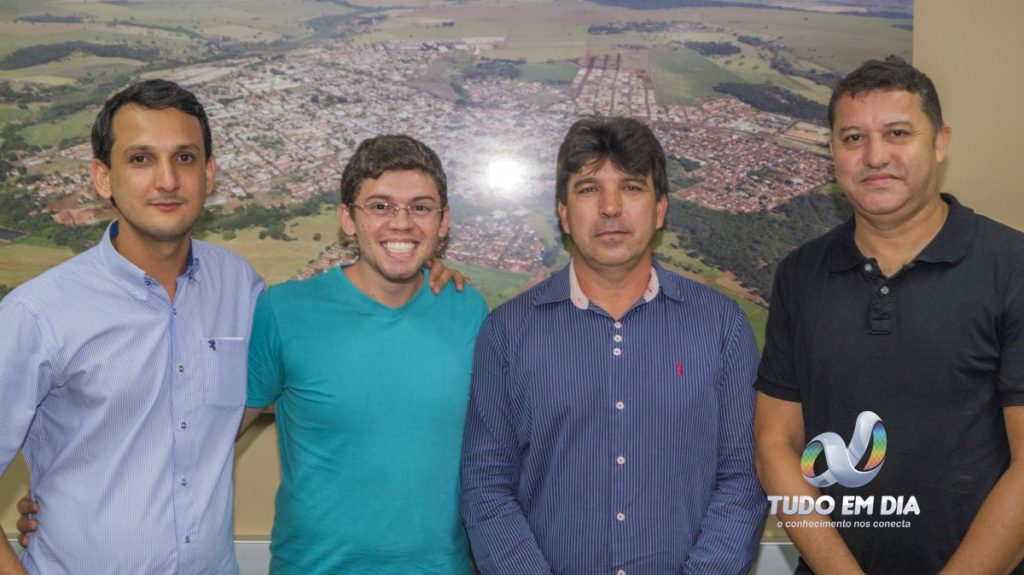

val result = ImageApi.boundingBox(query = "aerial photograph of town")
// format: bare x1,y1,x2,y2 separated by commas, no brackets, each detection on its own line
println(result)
0,0,913,343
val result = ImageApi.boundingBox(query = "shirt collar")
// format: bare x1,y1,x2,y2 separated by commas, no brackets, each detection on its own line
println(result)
98,220,201,300
827,193,974,272
535,258,669,309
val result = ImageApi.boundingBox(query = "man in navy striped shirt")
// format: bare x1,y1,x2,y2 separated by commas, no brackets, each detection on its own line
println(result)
0,80,263,574
461,116,765,574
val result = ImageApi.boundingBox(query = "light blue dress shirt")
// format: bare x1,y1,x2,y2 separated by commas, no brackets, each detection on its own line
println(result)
0,221,263,574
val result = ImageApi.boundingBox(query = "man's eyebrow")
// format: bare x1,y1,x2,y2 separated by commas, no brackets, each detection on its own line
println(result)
360,194,439,203
120,143,203,154
837,119,915,134
572,176,598,188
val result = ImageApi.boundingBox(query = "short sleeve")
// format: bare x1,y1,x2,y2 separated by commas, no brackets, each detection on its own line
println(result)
998,252,1024,406
755,255,802,402
246,289,284,409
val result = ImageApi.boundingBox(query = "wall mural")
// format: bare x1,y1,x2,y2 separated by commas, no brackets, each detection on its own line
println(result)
0,0,912,347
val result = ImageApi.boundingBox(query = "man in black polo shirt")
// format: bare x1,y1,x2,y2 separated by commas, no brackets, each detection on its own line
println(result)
754,55,1024,574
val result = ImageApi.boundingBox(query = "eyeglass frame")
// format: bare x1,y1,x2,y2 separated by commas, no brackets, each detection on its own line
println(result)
347,200,447,220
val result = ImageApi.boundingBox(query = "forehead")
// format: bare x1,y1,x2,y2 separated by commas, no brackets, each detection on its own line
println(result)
832,89,928,129
355,169,439,200
570,159,650,183
110,104,205,152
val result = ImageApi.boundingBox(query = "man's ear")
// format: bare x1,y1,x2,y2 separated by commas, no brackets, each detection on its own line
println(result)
338,202,356,237
91,159,113,202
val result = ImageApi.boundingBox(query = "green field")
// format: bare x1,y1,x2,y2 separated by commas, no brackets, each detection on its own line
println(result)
204,208,341,285
21,107,98,148
517,61,578,84
694,7,911,74
649,46,743,105
656,231,723,279
445,262,532,310
0,242,74,287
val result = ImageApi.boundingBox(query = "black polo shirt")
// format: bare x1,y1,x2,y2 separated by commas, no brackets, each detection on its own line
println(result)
757,194,1024,574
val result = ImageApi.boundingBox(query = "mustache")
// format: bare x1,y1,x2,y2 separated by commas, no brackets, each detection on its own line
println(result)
593,222,630,235
856,169,903,182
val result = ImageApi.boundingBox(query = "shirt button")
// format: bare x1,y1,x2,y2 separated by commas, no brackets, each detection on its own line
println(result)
180,477,187,487
184,535,190,544
614,321,622,329
177,364,184,373
613,334,623,343
144,280,152,286
864,263,873,272
616,512,625,522
615,401,625,410
880,286,890,295
617,570,626,575
616,455,626,465
180,421,187,430
612,348,622,356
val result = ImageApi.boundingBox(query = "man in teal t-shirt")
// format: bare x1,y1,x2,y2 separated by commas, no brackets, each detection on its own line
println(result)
240,135,488,574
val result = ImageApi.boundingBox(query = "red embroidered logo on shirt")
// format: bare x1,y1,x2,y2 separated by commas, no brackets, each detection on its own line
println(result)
675,361,684,377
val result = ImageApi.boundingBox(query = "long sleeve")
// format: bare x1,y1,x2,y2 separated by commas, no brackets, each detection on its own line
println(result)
459,316,553,575
681,309,766,574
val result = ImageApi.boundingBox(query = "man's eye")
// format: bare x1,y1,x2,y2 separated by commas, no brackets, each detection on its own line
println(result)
890,129,908,138
367,203,390,214
577,187,597,194
411,204,434,214
177,153,195,163
843,134,862,144
129,155,148,164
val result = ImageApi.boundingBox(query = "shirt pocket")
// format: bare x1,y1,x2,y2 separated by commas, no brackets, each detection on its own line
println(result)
204,336,247,410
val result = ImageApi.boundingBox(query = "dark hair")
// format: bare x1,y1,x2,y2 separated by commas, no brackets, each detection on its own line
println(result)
340,135,448,207
828,55,943,133
556,115,668,205
91,79,212,167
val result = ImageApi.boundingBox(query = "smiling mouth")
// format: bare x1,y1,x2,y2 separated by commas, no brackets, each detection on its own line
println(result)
382,241,417,254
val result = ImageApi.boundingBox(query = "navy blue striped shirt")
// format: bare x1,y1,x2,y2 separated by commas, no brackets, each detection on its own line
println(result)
461,261,765,575
0,222,263,574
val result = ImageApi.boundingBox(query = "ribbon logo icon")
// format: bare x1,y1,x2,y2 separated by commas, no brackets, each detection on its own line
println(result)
801,411,887,488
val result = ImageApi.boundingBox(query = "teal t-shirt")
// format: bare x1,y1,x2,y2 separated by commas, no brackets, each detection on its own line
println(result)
247,267,488,575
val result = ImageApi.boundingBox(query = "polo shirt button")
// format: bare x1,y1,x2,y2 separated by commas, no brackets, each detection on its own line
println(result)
616,512,625,522
618,570,626,575
177,364,184,373
880,286,890,295
612,348,622,356
184,535,190,544
615,401,625,410
180,421,187,430
614,321,622,329
180,477,187,487
616,455,626,465
864,263,873,272
613,334,623,343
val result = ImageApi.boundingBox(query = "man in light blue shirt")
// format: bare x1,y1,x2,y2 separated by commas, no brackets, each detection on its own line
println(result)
0,80,263,574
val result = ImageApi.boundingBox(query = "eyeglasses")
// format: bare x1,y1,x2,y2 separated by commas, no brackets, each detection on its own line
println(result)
350,201,445,220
